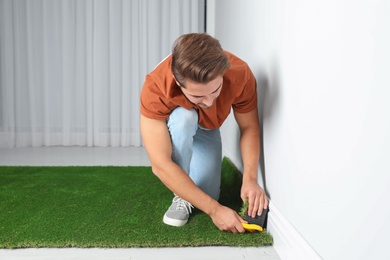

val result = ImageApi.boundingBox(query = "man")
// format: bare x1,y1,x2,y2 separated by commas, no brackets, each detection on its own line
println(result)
140,33,267,233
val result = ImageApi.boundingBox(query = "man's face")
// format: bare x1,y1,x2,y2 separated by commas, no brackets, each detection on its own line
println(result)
178,76,223,109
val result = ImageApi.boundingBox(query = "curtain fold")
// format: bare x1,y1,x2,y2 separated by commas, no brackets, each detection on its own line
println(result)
0,0,204,147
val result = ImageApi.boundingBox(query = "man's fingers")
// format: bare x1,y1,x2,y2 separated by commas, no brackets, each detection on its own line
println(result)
254,195,261,217
233,220,246,234
237,224,245,234
212,205,248,234
247,194,262,218
247,196,253,217
255,195,269,216
233,214,247,233
249,194,270,217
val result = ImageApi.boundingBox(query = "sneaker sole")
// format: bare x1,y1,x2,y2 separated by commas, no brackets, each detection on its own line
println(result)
163,214,188,227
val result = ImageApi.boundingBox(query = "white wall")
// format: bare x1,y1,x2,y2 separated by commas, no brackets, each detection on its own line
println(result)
210,0,390,259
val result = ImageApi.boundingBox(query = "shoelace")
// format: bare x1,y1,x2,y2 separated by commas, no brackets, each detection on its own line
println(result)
173,195,194,214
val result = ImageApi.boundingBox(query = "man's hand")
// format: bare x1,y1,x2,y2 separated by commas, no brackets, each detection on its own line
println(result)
241,179,268,218
209,204,247,234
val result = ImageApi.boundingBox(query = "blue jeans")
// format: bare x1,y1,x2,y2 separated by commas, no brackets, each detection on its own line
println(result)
167,107,222,200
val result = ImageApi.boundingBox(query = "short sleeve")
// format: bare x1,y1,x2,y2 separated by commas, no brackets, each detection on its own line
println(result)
232,67,258,113
140,75,172,120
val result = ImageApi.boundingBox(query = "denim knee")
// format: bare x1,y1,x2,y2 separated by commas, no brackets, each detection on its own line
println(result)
167,107,198,134
167,107,198,174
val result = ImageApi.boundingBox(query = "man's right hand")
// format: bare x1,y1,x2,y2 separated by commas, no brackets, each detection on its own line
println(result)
209,204,247,234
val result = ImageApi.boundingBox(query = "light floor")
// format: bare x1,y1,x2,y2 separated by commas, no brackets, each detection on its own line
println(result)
0,147,280,260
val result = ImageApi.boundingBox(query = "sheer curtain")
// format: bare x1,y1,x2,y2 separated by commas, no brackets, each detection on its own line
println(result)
0,0,204,147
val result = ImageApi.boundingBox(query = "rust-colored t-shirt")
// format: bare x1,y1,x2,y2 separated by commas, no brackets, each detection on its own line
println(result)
140,51,257,130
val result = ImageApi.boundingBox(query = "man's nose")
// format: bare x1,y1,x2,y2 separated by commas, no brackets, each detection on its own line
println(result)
202,95,214,106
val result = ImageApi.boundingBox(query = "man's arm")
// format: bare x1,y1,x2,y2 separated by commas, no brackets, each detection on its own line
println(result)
234,108,268,218
140,114,246,233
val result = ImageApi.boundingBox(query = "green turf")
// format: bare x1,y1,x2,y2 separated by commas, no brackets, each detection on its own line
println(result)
0,158,273,248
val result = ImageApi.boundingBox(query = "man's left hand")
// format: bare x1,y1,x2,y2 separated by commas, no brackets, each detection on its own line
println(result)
241,180,268,218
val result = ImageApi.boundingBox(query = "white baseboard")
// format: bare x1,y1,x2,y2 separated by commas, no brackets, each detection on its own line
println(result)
268,201,322,260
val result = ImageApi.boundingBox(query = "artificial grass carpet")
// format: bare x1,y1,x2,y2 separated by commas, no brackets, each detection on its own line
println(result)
0,158,273,248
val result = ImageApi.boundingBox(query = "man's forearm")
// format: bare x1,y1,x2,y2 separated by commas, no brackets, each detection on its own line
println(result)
240,126,261,182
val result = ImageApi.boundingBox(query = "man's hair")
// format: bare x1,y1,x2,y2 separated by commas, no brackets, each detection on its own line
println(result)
171,33,230,87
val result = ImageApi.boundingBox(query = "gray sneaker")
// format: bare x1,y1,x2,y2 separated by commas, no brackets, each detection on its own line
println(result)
163,195,194,227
